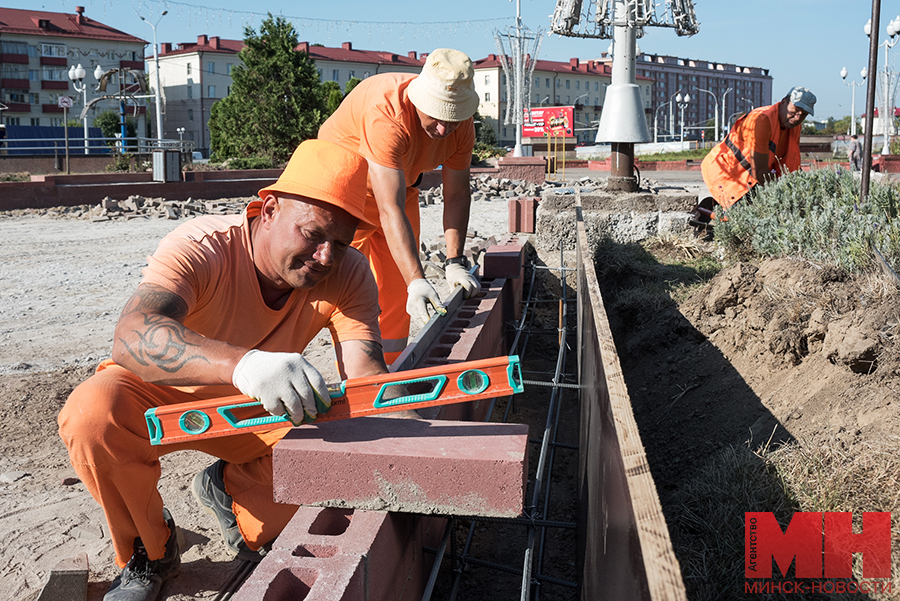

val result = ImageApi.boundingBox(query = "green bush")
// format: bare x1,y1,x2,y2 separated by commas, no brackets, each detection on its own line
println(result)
472,141,505,164
226,156,276,170
716,167,900,273
105,154,133,172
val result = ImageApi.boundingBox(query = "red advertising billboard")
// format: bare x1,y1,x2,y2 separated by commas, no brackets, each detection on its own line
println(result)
522,106,575,137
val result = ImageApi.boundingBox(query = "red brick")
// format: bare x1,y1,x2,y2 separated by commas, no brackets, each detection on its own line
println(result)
273,418,528,518
507,197,538,233
482,243,525,280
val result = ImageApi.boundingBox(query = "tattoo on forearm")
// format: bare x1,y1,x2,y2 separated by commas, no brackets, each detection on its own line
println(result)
118,285,209,373
360,340,388,370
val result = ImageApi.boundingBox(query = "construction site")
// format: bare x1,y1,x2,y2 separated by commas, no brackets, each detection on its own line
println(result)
2,1,900,600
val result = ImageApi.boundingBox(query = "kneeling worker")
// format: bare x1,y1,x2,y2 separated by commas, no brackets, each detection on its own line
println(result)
697,86,816,221
59,140,388,601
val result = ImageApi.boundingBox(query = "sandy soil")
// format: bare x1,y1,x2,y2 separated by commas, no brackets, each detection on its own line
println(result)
0,198,512,601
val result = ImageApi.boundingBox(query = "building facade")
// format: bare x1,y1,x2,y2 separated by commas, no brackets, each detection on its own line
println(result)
152,35,243,155
472,55,654,146
634,53,773,141
298,41,423,91
0,6,147,132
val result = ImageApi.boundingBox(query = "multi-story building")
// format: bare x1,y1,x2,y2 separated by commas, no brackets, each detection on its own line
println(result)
472,55,654,146
298,41,423,91
152,35,243,156
633,53,773,141
0,6,146,131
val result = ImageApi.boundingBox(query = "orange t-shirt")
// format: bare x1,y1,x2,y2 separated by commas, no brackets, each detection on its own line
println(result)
748,111,790,159
141,200,381,363
317,72,476,228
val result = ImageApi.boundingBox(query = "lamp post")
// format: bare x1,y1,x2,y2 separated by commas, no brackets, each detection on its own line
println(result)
139,10,167,145
675,92,691,150
667,89,682,141
653,102,669,143
865,16,900,154
720,87,733,139
539,95,550,105
840,67,867,136
68,63,103,154
694,87,719,142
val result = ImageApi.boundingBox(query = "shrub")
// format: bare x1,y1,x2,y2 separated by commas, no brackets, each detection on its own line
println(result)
716,168,900,273
226,156,276,170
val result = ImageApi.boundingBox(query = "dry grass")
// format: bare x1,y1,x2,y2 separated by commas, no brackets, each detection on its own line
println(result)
673,437,900,600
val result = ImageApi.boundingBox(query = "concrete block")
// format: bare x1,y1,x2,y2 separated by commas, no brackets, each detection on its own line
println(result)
273,418,528,518
37,553,88,601
233,550,364,601
508,197,538,233
482,242,525,280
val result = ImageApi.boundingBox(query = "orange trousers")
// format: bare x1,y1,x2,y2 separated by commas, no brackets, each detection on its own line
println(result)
353,187,421,365
58,361,298,568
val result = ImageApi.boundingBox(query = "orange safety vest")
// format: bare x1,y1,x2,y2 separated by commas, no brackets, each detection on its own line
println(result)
701,102,801,209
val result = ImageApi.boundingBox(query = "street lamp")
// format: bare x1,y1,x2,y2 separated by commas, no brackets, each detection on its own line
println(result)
720,87,733,139
675,92,691,150
694,87,719,142
539,95,550,105
68,63,100,154
653,102,669,143
667,89,682,141
865,16,900,154
840,67,867,136
139,10,167,145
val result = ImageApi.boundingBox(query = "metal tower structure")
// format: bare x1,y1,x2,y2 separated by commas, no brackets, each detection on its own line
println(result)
494,0,543,157
551,0,698,190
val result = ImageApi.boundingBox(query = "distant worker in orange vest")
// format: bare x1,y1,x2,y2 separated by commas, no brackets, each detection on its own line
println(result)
698,86,816,218
318,48,480,364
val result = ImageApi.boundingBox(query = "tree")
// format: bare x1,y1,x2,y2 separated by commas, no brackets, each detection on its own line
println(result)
93,110,137,147
344,77,361,97
208,14,326,163
473,110,497,146
321,81,342,117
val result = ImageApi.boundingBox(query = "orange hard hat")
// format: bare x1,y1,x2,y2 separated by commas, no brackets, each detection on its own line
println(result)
258,139,373,225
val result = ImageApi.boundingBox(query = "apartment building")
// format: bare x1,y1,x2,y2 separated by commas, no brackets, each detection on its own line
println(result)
298,41,423,90
0,6,146,131
633,53,773,140
472,55,653,146
151,35,243,156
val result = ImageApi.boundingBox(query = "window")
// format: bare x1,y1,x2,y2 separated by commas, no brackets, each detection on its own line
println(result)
29,93,39,104
317,69,323,80
363,71,370,78
348,70,354,79
576,80,580,90
534,77,539,87
565,80,570,89
485,92,491,102
332,69,339,81
187,63,192,75
187,86,193,99
30,118,40,126
1,41,27,54
29,70,39,81
485,74,490,84
188,109,194,122
546,78,550,88
566,95,570,103
4,117,21,125
6,91,26,103
40,43,66,57
208,85,216,97
595,82,599,91
42,68,67,81
226,86,231,95
227,63,234,75
207,62,215,74
50,117,62,126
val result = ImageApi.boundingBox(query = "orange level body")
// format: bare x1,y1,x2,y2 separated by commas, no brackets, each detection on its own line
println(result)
146,355,523,446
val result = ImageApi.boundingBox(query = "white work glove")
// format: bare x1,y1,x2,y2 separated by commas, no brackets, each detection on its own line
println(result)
445,263,479,299
232,349,330,425
406,278,447,325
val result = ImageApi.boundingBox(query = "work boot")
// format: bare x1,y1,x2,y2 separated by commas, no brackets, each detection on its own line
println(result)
192,460,268,563
104,508,180,601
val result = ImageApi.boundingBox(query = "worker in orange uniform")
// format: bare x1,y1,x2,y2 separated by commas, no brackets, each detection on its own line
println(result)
318,48,481,364
698,86,816,220
59,140,389,601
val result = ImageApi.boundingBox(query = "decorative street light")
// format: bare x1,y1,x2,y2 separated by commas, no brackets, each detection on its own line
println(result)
176,127,185,142
865,15,900,154
653,102,670,143
720,87,733,139
139,10,168,145
67,63,103,154
675,92,691,150
694,87,719,142
840,66,867,136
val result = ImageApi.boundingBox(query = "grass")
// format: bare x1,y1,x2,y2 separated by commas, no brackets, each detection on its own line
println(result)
674,437,900,601
636,148,712,162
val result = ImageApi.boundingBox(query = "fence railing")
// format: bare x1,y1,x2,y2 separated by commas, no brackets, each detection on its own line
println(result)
0,136,195,156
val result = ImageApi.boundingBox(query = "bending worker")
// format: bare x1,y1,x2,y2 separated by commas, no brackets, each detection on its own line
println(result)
699,86,816,215
59,140,388,601
318,47,480,363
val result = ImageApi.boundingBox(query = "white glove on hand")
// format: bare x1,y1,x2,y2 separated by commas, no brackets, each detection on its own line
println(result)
445,263,479,299
232,349,330,425
406,278,447,324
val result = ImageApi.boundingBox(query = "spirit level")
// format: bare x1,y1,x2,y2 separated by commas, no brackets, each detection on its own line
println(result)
146,355,523,446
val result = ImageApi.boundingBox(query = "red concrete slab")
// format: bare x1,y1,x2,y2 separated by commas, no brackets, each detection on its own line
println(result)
273,417,528,518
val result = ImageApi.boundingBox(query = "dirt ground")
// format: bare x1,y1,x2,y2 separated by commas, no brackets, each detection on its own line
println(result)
0,198,511,601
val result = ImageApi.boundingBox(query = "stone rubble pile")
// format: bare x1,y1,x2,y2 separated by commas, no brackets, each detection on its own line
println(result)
89,196,252,222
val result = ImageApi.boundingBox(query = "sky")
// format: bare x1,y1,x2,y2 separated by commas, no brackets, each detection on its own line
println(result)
9,0,896,121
